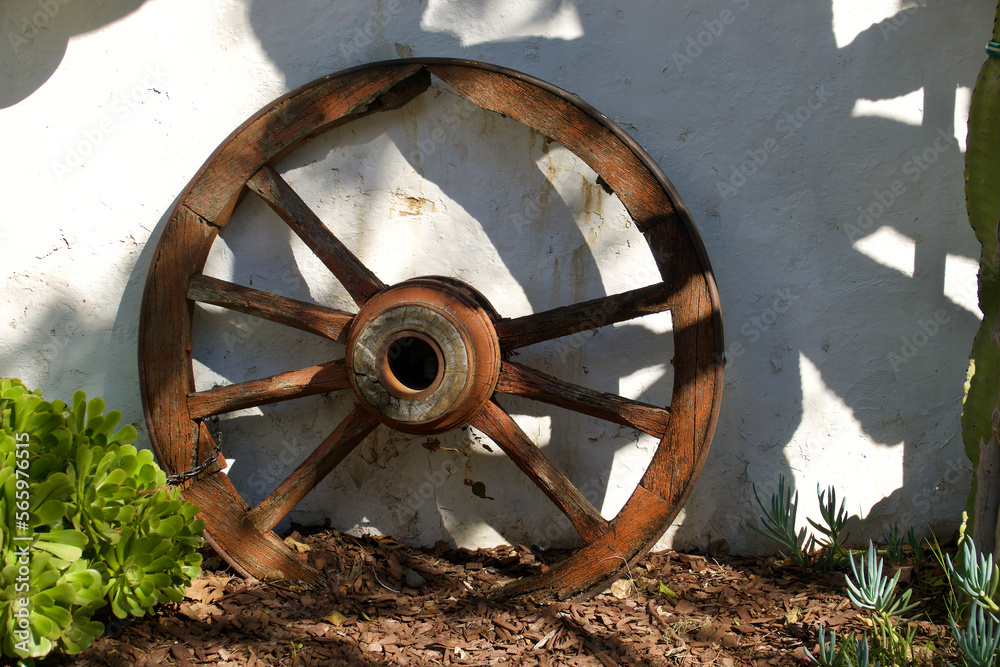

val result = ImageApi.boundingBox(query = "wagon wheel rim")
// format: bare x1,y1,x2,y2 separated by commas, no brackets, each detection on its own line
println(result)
139,58,724,601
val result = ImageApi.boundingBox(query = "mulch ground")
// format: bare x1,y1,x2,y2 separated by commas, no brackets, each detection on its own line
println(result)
42,530,961,666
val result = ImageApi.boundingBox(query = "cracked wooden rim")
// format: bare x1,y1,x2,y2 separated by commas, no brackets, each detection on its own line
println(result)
139,58,724,601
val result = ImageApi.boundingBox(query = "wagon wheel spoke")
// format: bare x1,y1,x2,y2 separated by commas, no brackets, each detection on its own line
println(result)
494,282,672,352
245,404,379,532
495,360,669,438
188,274,353,342
246,165,386,305
188,359,350,420
469,399,609,544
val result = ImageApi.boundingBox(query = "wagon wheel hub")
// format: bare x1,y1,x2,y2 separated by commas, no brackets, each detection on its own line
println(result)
346,277,501,435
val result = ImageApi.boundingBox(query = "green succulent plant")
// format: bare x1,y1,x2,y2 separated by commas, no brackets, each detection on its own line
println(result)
846,541,918,618
948,537,1000,614
0,378,204,660
747,475,815,567
962,0,1000,553
950,604,1000,667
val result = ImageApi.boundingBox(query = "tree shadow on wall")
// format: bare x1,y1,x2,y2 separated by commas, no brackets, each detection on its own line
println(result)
154,0,985,553
0,0,148,109
744,2,981,538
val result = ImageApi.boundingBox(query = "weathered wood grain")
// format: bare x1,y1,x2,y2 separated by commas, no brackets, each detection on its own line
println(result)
187,359,350,420
470,400,608,544
638,221,723,508
245,405,379,532
247,165,385,305
496,360,669,438
187,274,354,342
140,205,218,474
183,471,321,583
494,282,672,352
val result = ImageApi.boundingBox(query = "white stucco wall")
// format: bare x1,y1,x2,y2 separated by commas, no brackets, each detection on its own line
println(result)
0,0,990,555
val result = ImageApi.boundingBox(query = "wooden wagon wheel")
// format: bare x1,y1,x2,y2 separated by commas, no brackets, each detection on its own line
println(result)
139,58,723,601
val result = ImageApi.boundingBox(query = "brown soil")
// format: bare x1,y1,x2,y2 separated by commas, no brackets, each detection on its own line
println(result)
40,530,960,667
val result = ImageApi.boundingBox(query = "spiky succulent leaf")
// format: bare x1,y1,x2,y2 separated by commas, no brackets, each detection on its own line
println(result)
951,604,1000,667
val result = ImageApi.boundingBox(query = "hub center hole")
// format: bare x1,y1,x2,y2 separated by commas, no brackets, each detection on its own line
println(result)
386,336,440,391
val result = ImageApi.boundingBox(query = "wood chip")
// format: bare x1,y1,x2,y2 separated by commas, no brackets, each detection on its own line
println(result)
56,530,965,667
533,628,558,650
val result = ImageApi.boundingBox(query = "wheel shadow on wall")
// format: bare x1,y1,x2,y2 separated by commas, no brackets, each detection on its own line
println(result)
163,0,985,555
